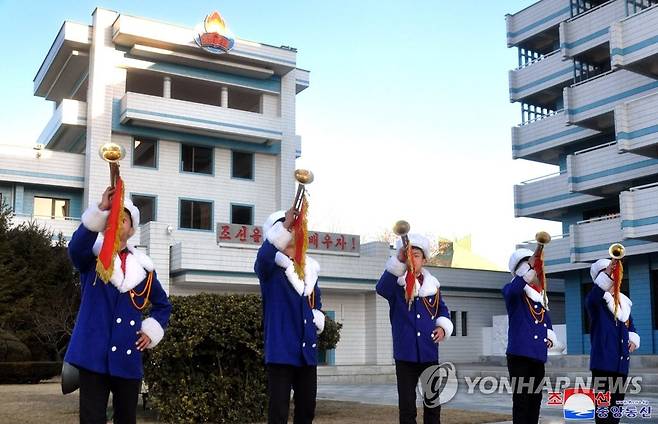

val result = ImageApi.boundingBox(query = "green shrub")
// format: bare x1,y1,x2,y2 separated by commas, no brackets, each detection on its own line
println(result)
318,315,342,352
144,293,343,423
144,294,267,424
0,361,61,384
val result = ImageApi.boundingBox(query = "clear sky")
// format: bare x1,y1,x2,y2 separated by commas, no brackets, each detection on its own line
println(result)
0,0,561,269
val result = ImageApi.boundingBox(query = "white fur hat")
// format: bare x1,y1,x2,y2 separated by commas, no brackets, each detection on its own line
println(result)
590,258,611,281
263,210,285,237
508,248,534,274
124,198,140,231
395,233,431,259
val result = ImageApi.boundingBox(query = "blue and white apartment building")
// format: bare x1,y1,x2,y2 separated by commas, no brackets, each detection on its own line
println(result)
0,7,567,372
508,0,658,354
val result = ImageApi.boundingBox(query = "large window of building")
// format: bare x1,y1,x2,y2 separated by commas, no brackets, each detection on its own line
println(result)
131,195,156,224
34,197,69,219
171,76,222,107
181,145,213,174
228,87,261,113
231,204,253,225
133,137,157,168
231,151,254,180
125,70,163,97
180,199,212,230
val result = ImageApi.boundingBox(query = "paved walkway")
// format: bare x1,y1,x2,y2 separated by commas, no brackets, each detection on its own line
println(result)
317,384,658,423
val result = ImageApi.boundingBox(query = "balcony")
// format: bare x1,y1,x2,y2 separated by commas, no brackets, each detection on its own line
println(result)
567,142,658,195
620,183,658,241
34,21,90,102
570,214,658,261
37,100,87,152
610,4,658,77
0,147,84,189
564,69,658,129
295,69,310,94
514,171,604,219
506,0,570,48
616,91,658,157
509,50,573,105
559,0,626,60
119,92,283,143
512,111,601,164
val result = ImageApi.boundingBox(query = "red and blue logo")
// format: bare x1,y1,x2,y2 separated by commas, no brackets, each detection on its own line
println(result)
194,11,235,54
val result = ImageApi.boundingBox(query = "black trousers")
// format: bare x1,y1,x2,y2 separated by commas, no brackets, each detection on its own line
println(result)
506,354,545,424
267,364,317,424
395,360,441,424
591,369,627,424
78,367,141,424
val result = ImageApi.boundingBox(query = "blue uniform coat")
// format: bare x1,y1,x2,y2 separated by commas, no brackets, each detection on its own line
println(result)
503,275,556,364
376,257,452,363
586,285,639,376
64,205,172,380
255,221,323,367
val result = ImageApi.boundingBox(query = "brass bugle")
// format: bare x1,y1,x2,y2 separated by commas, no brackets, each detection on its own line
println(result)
98,142,126,187
292,169,314,214
609,243,625,260
532,231,551,256
393,220,410,237
535,231,551,246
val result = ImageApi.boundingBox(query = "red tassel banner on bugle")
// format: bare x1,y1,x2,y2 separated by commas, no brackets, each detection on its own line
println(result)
96,177,125,283
612,260,623,321
292,195,308,280
404,242,416,307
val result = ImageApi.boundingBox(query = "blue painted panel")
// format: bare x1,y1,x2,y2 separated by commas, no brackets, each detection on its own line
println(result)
507,7,571,38
611,34,658,57
560,28,609,50
628,255,653,354
565,272,585,354
568,81,658,116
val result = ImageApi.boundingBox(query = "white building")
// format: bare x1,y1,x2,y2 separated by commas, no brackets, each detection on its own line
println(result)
1,7,564,368
507,0,658,355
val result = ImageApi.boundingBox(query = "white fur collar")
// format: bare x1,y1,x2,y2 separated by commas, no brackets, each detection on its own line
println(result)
524,284,546,307
275,252,320,297
603,291,632,322
92,238,155,293
396,268,440,298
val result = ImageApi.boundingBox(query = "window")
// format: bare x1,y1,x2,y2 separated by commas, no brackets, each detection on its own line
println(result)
125,71,163,97
450,310,457,337
171,76,222,107
228,87,261,113
133,137,157,168
231,151,254,180
461,311,468,337
181,145,213,174
131,195,156,224
231,204,253,225
179,200,212,230
33,197,69,219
